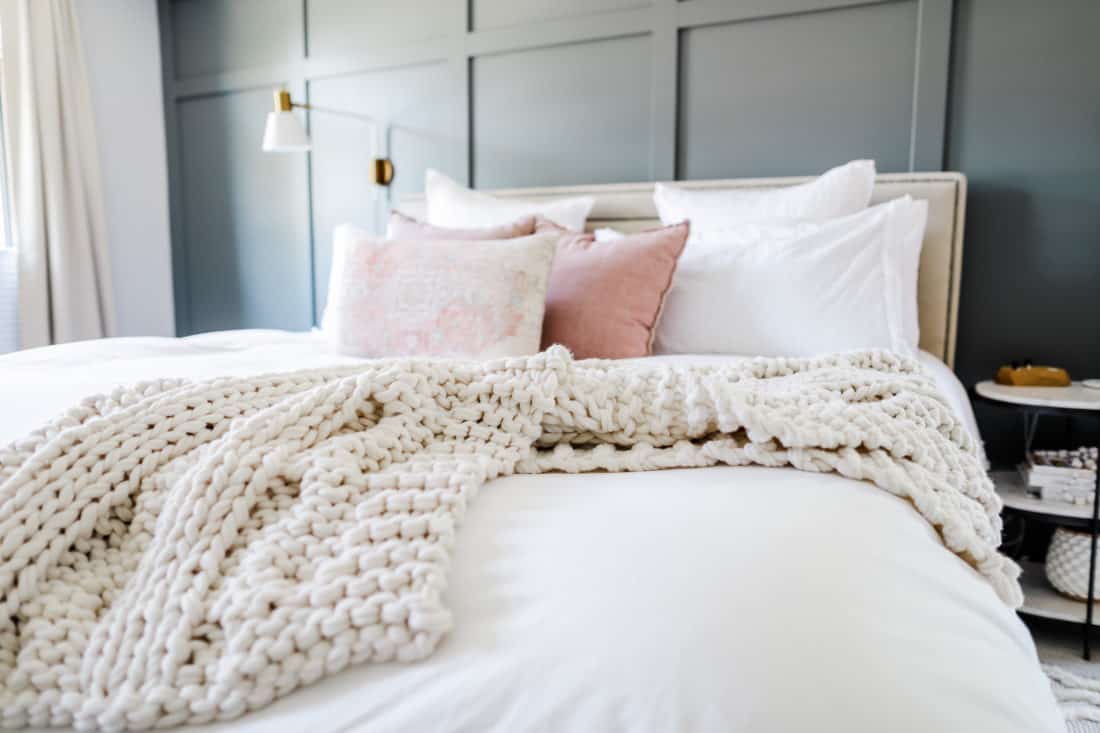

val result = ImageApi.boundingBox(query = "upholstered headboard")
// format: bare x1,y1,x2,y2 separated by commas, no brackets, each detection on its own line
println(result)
398,172,967,367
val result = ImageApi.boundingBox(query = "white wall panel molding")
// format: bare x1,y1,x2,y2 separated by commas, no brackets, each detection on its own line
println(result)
160,0,954,334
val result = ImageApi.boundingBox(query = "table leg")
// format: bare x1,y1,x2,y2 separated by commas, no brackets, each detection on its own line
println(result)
1086,452,1100,660
1023,411,1040,457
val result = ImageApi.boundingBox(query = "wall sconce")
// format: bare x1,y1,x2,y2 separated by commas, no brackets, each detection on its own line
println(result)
261,89,395,187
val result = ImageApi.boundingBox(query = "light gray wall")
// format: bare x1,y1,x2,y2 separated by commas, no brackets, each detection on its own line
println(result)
159,0,1100,459
78,0,175,337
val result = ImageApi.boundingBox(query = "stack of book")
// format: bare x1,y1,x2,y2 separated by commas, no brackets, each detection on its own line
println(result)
1021,447,1098,505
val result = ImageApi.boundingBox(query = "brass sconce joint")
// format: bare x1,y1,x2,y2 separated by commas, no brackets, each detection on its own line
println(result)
274,89,293,112
370,158,395,186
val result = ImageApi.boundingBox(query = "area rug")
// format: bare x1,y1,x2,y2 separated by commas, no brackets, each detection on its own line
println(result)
1039,644,1100,731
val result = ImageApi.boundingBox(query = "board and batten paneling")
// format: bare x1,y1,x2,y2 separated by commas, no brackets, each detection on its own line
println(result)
171,0,299,79
678,1,918,178
472,35,654,188
160,0,951,335
308,62,465,321
306,0,455,61
176,89,312,333
471,0,651,32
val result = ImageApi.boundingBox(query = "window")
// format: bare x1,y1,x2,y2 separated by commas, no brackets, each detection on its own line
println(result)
0,77,12,250
0,33,16,354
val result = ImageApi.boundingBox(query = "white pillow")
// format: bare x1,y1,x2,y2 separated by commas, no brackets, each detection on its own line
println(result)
896,198,928,351
653,160,876,229
653,196,927,357
425,169,595,232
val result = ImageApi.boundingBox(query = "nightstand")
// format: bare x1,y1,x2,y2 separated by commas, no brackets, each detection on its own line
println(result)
975,380,1100,658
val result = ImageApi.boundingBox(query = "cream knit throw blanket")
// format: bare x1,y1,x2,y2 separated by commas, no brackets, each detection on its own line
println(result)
0,347,1018,730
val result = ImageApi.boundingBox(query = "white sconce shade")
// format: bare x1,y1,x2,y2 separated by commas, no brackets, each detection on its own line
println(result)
262,111,311,152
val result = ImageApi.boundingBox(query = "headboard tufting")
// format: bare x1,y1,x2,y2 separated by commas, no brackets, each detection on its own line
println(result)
398,172,967,368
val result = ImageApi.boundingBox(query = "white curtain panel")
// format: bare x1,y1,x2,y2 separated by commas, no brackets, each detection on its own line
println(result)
0,0,115,348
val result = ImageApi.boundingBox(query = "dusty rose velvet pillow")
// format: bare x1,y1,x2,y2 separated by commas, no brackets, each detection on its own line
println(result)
387,210,536,240
534,220,689,359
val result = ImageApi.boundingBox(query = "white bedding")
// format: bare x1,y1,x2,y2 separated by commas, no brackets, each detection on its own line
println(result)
1,330,1059,732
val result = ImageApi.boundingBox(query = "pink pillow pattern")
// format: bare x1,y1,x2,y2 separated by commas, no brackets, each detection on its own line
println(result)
387,210,536,240
326,225,557,358
381,213,688,359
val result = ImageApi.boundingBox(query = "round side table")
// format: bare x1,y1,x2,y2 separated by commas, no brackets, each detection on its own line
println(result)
974,380,1100,659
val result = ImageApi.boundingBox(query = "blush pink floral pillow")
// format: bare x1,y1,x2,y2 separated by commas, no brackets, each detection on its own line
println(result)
325,225,557,358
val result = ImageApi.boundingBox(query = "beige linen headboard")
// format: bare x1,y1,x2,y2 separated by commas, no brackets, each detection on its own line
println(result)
398,173,967,368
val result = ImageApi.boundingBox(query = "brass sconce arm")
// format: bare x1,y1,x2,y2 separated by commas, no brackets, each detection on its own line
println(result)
268,89,394,186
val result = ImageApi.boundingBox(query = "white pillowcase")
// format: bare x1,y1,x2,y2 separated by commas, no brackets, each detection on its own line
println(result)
652,196,928,357
895,199,927,351
594,228,627,242
425,169,595,232
653,160,876,229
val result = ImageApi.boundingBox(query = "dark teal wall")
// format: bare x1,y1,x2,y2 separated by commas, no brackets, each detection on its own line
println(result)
947,0,1100,463
159,0,1099,461
159,0,952,338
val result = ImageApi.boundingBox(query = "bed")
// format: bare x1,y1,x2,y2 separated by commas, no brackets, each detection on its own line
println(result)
1,173,1064,732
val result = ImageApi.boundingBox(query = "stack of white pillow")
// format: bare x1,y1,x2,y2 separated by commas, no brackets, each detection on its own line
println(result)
647,160,926,357
416,160,928,359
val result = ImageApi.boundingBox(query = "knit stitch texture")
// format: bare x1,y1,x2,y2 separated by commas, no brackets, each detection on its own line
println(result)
0,347,1018,730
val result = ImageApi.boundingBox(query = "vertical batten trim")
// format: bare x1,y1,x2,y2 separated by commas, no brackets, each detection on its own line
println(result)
158,0,189,336
909,0,953,171
297,1,320,325
650,0,678,181
455,0,473,187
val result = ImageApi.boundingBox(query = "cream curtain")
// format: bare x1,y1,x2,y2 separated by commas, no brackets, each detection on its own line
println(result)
0,0,115,348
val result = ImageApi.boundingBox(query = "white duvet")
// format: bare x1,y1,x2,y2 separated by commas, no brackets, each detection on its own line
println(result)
0,331,1062,732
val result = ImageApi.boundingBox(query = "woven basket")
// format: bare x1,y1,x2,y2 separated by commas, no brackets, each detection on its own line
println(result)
1046,527,1100,601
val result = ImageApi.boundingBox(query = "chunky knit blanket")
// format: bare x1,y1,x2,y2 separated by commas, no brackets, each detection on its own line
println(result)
0,347,1017,731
